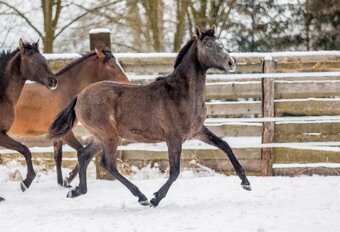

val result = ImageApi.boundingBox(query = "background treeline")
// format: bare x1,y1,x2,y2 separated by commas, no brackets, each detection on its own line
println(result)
0,0,339,53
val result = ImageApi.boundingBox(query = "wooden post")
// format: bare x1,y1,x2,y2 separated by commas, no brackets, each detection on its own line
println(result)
89,28,113,180
89,28,111,51
261,56,275,176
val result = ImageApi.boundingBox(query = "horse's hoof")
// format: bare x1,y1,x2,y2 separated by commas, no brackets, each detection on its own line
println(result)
138,195,150,206
20,181,28,192
138,199,150,206
241,184,252,191
150,198,159,207
66,187,84,198
0,196,5,202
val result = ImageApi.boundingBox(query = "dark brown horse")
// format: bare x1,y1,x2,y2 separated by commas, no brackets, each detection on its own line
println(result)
0,39,57,201
10,48,129,187
49,26,251,207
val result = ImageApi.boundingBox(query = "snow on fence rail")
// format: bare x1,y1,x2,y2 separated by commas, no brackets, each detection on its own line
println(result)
2,30,340,177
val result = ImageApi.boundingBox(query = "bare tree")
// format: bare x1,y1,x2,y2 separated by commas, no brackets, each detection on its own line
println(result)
0,0,119,52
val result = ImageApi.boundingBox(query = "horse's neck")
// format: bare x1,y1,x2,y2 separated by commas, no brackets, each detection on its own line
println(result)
2,53,26,104
56,62,95,96
173,46,207,100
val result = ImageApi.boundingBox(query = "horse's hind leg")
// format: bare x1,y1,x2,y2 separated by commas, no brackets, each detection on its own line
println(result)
195,126,251,190
100,138,149,206
67,141,101,198
150,137,182,207
53,139,64,186
60,131,83,187
0,132,36,191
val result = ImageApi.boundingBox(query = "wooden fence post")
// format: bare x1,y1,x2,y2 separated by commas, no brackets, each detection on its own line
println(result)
89,28,111,51
261,56,275,176
89,28,114,180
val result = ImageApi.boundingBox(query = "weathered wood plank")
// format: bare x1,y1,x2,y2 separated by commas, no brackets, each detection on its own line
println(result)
261,57,275,176
206,101,262,117
275,80,340,99
206,123,262,137
120,148,261,161
275,99,340,116
275,122,340,142
273,147,340,163
206,99,340,117
205,82,261,100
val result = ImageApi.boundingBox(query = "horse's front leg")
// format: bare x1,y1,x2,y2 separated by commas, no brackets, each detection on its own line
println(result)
194,126,251,191
0,132,36,191
150,138,182,207
0,196,5,202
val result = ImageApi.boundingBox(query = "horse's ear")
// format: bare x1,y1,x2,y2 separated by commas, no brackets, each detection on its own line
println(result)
95,48,106,60
19,38,25,50
195,26,202,38
34,39,40,49
212,24,216,36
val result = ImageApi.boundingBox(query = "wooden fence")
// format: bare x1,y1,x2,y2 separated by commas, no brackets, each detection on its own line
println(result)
1,30,340,177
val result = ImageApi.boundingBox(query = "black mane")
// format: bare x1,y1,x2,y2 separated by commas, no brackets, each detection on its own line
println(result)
55,52,96,76
0,48,20,75
0,49,19,95
173,28,216,68
55,50,115,76
174,37,196,68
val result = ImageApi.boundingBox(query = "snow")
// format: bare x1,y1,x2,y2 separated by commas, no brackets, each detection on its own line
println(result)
205,116,340,123
0,163,339,232
125,72,340,82
44,53,81,60
89,28,111,34
42,50,340,62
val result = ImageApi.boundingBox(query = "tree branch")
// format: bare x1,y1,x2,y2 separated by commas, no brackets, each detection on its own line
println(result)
54,1,121,39
0,1,43,38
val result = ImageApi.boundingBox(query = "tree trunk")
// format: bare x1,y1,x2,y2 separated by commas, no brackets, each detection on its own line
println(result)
174,0,189,51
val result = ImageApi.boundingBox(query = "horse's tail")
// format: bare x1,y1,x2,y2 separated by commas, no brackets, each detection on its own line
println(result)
48,96,78,139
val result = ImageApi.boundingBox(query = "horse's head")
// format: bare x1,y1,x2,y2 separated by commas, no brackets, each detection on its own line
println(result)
18,39,58,89
94,47,129,83
195,26,236,72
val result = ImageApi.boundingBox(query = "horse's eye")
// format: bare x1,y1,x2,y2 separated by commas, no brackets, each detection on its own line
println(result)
206,43,212,48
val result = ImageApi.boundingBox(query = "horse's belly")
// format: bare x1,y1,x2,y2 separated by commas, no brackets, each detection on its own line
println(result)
10,87,61,136
118,126,164,143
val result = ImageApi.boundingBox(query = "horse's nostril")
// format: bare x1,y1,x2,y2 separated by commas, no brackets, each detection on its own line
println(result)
50,78,57,87
228,61,234,67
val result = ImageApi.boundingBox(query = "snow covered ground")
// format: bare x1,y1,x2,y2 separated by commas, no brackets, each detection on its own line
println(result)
0,163,339,232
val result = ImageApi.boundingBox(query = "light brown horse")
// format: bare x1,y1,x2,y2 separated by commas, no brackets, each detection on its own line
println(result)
10,48,129,186
0,39,57,201
49,27,251,207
